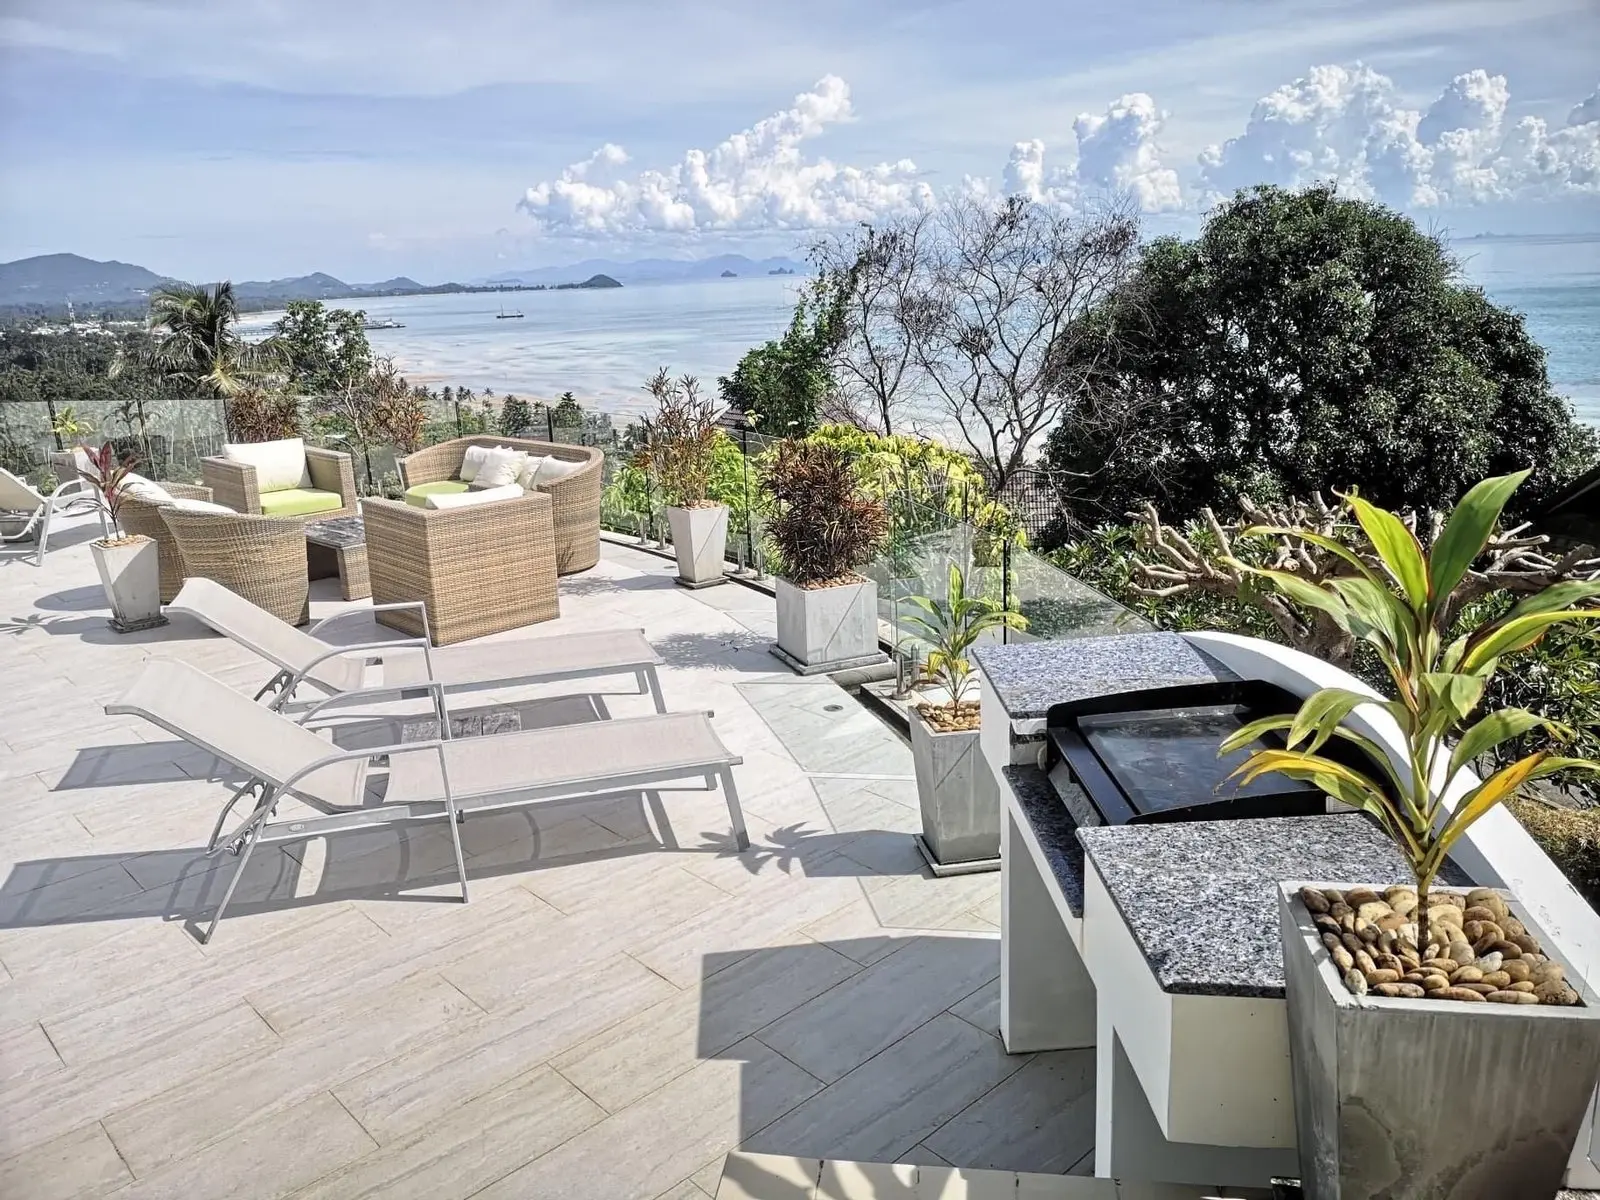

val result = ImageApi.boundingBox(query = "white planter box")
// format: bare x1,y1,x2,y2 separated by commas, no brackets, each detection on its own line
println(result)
772,576,887,675
92,536,166,633
910,708,1001,874
1280,882,1600,1198
665,504,728,588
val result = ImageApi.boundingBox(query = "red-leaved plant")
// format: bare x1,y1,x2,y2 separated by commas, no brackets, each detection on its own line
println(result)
79,442,140,539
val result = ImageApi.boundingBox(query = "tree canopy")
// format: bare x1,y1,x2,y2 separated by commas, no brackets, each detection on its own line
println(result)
718,287,844,436
1039,184,1598,538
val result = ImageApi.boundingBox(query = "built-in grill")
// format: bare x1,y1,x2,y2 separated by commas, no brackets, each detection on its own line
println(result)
1045,680,1328,827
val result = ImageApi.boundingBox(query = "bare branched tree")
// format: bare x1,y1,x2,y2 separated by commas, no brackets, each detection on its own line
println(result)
810,212,931,437
902,195,1142,493
1129,494,1600,667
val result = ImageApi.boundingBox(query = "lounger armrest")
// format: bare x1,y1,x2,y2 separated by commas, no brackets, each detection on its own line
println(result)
296,680,452,726
310,600,431,640
277,730,449,794
201,457,261,515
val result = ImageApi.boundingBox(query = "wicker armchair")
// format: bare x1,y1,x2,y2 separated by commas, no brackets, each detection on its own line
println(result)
361,493,559,646
396,437,601,575
201,445,357,518
119,483,215,602
160,509,311,625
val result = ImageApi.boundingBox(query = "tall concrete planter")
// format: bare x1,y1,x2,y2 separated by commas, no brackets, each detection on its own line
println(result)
772,576,887,675
1279,881,1600,1199
910,708,1001,875
92,535,166,633
666,503,728,588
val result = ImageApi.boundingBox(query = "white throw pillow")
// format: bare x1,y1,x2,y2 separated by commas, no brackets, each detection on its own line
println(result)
470,447,529,490
459,444,490,482
423,483,523,510
120,473,174,505
516,455,550,490
223,437,310,493
167,497,234,514
532,456,584,488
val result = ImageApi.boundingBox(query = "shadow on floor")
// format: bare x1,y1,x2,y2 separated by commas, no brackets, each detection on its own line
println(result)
698,937,1098,1179
648,629,780,672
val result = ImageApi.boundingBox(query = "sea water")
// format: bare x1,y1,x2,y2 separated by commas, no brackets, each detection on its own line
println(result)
238,236,1600,427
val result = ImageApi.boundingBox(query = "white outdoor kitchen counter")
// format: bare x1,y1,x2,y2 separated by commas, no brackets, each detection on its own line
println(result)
973,631,1600,1190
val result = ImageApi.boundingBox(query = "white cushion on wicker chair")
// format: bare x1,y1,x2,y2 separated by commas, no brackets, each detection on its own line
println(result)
516,455,551,490
532,456,584,488
423,483,523,509
223,438,311,492
471,447,529,489
168,497,234,514
122,474,175,504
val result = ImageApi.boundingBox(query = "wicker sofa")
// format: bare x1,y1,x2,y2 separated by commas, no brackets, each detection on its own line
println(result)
160,509,311,625
396,437,601,575
201,444,357,519
362,492,559,646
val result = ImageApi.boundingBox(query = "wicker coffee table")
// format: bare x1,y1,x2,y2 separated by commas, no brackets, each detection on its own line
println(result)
305,514,371,601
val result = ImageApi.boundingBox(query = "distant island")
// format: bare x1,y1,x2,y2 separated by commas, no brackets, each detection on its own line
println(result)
0,253,623,320
768,267,796,275
720,269,737,278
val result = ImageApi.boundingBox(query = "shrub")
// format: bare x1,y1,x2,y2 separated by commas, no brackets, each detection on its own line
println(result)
226,388,302,442
762,439,887,585
635,370,722,506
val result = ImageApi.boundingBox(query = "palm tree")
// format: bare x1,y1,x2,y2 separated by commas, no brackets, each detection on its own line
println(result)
132,282,283,398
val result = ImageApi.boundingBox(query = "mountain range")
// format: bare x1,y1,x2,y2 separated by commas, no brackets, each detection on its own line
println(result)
0,252,810,312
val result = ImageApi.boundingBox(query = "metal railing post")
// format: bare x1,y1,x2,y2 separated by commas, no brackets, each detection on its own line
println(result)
1002,539,1012,645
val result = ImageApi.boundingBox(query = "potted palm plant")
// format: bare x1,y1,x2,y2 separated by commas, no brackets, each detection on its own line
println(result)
763,439,889,674
81,442,166,632
640,369,728,588
902,563,1026,873
1220,471,1600,1198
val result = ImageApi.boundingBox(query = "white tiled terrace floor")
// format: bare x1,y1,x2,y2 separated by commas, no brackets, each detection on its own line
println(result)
0,517,1095,1199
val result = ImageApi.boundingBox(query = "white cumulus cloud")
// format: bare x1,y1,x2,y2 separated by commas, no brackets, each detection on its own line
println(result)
518,76,933,237
1197,65,1600,209
999,93,1183,212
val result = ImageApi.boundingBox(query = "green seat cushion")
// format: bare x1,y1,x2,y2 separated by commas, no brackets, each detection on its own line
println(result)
404,480,471,507
259,488,344,517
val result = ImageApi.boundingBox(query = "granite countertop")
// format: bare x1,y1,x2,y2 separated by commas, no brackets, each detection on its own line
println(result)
1078,815,1473,999
973,632,1238,721
1003,765,1086,917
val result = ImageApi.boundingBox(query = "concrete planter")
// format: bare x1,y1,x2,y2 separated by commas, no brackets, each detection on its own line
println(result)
772,576,887,675
91,535,167,633
910,707,1001,875
1279,881,1600,1199
665,504,728,588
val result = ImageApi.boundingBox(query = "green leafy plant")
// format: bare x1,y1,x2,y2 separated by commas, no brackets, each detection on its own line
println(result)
762,439,887,586
1220,471,1600,952
635,369,724,507
900,564,1026,726
49,405,94,442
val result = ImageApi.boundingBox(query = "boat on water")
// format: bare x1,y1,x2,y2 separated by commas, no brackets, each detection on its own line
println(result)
362,318,405,330
496,305,524,319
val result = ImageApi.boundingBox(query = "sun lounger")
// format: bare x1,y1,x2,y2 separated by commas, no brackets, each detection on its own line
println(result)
0,465,105,566
107,659,747,942
168,576,667,714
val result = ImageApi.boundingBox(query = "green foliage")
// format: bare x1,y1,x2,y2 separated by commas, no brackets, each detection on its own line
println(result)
762,439,888,585
719,288,843,436
636,370,723,506
274,301,373,397
138,281,283,400
605,430,752,530
499,394,534,437
551,391,584,430
900,564,1027,709
1040,184,1598,537
1221,472,1600,943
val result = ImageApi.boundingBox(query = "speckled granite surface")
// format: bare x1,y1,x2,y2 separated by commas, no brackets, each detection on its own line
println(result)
1003,764,1086,917
973,632,1238,721
1077,815,1473,999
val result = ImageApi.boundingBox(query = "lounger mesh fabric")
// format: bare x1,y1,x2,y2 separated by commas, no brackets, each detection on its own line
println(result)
168,576,665,708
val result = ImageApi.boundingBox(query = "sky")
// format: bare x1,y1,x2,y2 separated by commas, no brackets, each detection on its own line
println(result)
1,0,1597,283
